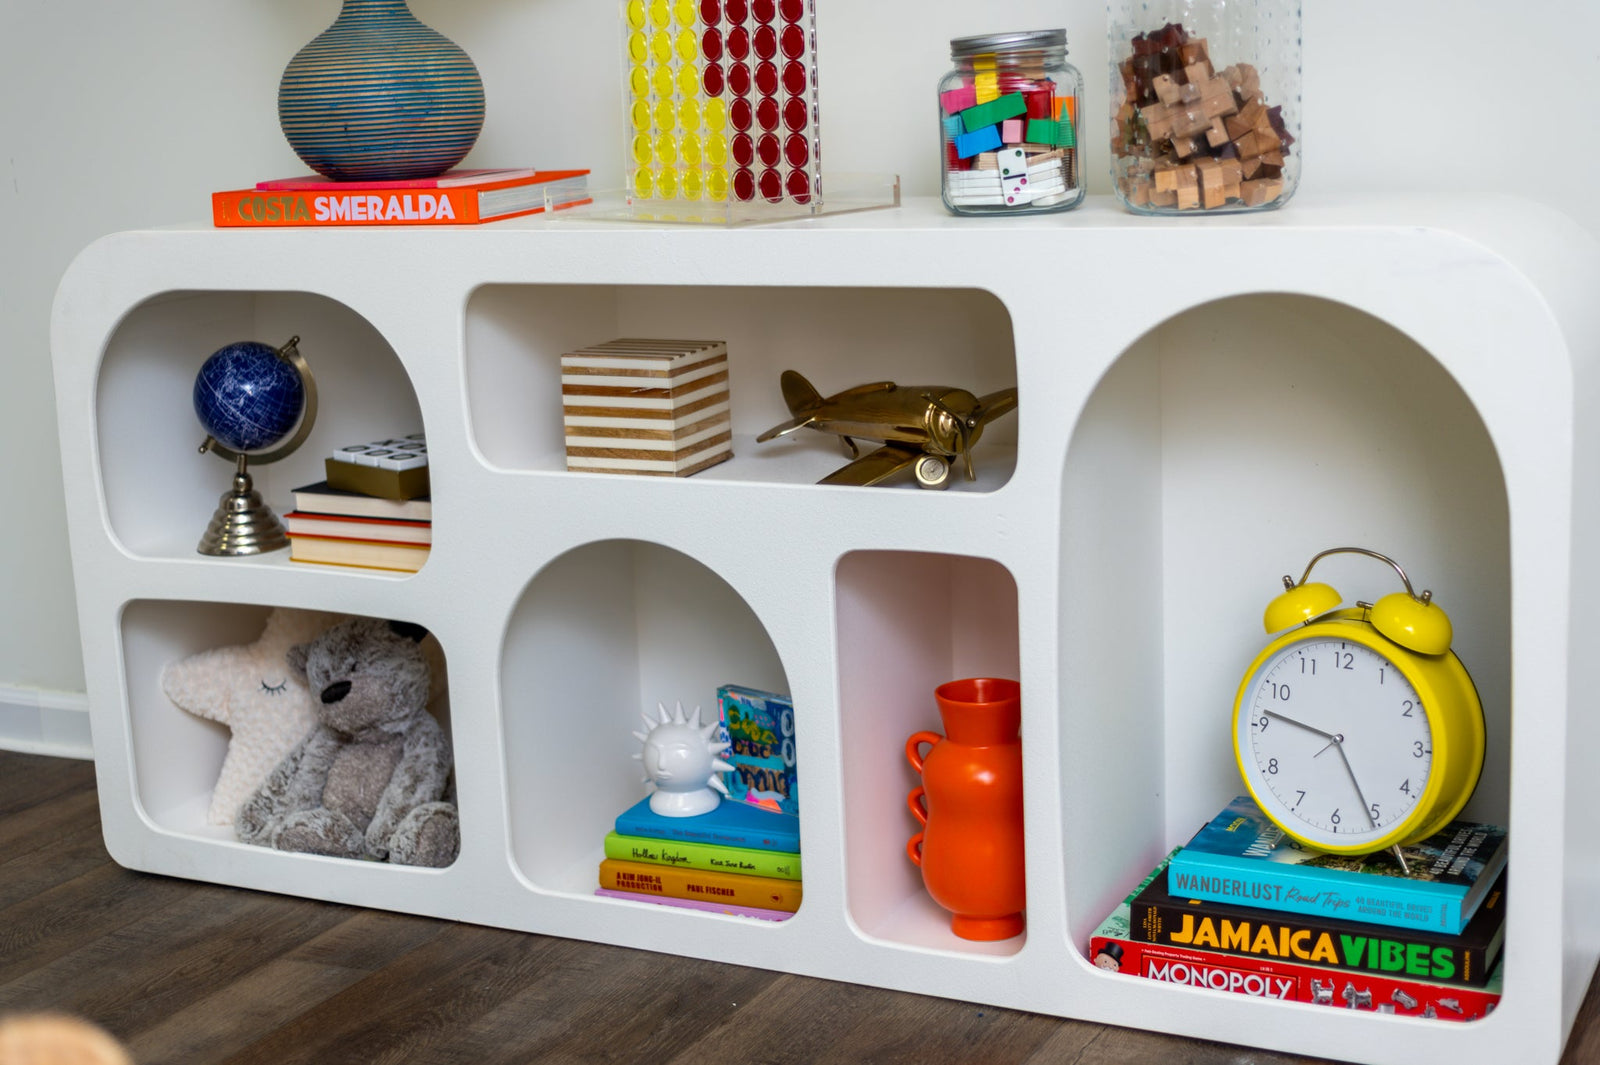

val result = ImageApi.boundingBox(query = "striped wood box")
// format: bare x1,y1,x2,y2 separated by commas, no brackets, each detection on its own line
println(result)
561,339,733,476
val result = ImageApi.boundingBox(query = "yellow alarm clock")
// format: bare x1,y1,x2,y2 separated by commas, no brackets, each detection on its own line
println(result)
1231,547,1485,860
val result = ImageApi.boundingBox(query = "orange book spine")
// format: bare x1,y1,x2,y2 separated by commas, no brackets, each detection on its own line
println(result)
213,185,498,227
598,858,802,912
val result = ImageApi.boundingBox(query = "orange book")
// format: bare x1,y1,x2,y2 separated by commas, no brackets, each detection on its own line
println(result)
212,169,589,227
597,858,802,913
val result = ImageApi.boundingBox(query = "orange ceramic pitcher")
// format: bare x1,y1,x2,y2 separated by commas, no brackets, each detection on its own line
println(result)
905,677,1025,941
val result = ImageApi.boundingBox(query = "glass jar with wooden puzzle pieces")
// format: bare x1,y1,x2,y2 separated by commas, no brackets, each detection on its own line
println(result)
938,30,1085,216
1110,0,1301,214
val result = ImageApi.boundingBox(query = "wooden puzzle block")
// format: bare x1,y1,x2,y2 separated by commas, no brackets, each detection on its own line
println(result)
1206,118,1230,148
1153,74,1182,105
562,339,732,477
1184,61,1215,84
1176,184,1201,210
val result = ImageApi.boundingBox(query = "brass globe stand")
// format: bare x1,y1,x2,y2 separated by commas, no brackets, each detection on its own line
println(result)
196,337,319,557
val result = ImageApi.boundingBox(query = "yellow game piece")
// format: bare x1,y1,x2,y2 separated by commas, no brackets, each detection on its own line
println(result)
651,30,672,63
655,132,678,165
632,134,654,166
654,99,677,131
633,168,654,199
626,0,647,29
678,64,701,98
674,0,697,25
649,0,671,27
630,99,653,131
681,168,704,200
704,98,727,132
706,133,728,165
627,31,649,63
656,167,678,198
708,169,729,201
680,131,703,164
629,65,651,97
679,98,701,131
652,65,676,98
676,29,699,62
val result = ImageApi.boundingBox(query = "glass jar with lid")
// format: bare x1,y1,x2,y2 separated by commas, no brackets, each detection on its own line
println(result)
1109,0,1301,214
937,30,1085,216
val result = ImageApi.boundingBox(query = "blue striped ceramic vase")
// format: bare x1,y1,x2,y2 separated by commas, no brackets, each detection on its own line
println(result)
278,0,485,181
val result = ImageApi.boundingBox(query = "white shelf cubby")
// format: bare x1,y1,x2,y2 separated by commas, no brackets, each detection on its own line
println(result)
50,195,1600,1065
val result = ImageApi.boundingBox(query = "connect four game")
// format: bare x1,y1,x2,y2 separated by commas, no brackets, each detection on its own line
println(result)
623,0,822,211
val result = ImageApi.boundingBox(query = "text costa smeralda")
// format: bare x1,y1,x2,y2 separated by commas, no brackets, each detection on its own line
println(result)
232,193,467,224
1170,873,1434,919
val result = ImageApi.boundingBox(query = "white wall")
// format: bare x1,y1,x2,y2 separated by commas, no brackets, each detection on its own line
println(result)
3,0,1597,695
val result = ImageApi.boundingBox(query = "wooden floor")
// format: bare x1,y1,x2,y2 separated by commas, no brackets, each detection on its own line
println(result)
1,751,1597,1065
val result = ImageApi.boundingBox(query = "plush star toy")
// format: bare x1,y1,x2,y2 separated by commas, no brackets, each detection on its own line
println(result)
161,608,346,826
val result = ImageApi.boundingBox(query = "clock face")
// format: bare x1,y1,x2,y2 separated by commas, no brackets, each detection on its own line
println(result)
1236,636,1434,849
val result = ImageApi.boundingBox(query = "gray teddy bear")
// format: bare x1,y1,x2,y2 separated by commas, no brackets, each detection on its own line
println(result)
236,617,459,867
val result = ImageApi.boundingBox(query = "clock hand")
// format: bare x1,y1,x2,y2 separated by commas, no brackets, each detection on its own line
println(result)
1261,709,1339,742
1327,737,1413,874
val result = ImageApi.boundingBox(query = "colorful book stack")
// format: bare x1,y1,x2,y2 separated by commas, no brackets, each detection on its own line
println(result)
560,339,732,477
598,685,800,920
212,167,590,227
1090,796,1509,1021
286,434,431,573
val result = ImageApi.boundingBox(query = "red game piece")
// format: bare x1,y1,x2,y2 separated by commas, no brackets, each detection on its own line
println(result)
701,0,721,22
702,63,725,97
779,0,804,22
785,168,811,202
702,28,723,62
753,0,776,23
780,24,806,59
754,24,777,60
758,133,781,166
725,0,748,22
781,60,807,95
755,60,779,95
783,97,808,131
784,133,809,167
756,96,780,131
729,62,752,96
730,96,753,130
728,25,750,60
759,168,783,201
732,132,755,167
733,167,756,200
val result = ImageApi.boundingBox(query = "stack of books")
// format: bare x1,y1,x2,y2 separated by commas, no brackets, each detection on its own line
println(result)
286,435,431,573
1090,795,1508,1021
597,685,800,921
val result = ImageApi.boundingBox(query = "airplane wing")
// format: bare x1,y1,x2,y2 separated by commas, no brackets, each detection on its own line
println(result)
756,413,818,442
818,443,923,487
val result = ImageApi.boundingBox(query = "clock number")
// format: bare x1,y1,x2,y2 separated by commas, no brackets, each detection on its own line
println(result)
1269,682,1291,701
1267,758,1280,775
1399,779,1412,795
1379,667,1385,685
1258,715,1270,732
1401,700,1415,717
1369,802,1381,821
1330,808,1341,829
1333,652,1354,670
1294,790,1305,808
1300,657,1316,675
1412,741,1426,759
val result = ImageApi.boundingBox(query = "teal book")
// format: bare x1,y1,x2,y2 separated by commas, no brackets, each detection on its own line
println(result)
615,795,800,854
1167,795,1507,935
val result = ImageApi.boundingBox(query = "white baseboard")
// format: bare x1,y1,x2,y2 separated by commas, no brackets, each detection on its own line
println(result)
0,685,93,760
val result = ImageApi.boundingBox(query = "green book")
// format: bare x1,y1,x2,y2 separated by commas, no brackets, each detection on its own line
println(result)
603,831,801,881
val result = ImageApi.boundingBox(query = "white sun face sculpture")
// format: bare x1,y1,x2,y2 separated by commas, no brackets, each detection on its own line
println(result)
633,702,735,817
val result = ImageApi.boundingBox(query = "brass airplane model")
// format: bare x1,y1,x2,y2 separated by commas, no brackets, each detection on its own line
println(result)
755,370,1019,489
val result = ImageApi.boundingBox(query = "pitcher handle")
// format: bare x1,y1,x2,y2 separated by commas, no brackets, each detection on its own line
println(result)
907,830,925,867
906,785,928,827
905,730,942,774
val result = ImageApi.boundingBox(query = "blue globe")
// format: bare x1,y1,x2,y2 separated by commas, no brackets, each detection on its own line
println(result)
193,341,306,453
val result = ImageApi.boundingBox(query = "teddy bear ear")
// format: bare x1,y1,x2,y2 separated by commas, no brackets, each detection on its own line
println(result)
286,641,311,678
388,620,429,643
